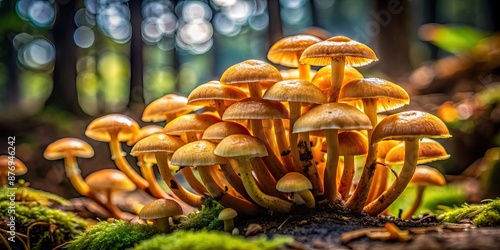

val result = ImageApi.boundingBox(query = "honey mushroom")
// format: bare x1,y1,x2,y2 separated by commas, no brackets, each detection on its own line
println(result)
142,94,200,123
0,155,27,186
139,198,183,233
276,172,315,208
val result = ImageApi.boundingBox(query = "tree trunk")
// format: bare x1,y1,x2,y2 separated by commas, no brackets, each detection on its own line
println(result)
128,0,144,108
267,0,283,45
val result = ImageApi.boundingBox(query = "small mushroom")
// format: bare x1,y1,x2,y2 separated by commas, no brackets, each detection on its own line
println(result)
402,165,446,220
142,94,200,123
139,198,183,233
276,172,315,208
218,208,238,232
0,156,27,186
187,80,247,117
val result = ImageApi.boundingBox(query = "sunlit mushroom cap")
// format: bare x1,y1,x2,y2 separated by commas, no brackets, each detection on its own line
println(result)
163,114,221,136
293,103,372,133
85,114,140,142
377,140,400,160
214,134,268,159
171,140,229,167
279,69,317,80
410,165,446,186
222,97,289,121
127,125,164,146
218,208,238,220
220,59,283,89
187,81,248,107
371,111,452,143
276,172,312,192
321,131,368,156
263,79,327,104
0,156,27,175
300,36,378,66
384,138,450,165
139,198,183,220
130,133,186,156
44,138,94,160
267,34,322,67
202,121,250,143
339,78,410,112
142,94,199,122
312,65,364,91
85,169,136,192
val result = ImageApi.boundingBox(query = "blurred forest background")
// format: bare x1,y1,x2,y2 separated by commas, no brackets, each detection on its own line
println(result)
0,0,499,202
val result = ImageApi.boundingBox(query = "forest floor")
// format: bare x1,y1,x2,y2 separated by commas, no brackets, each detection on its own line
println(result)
234,201,500,250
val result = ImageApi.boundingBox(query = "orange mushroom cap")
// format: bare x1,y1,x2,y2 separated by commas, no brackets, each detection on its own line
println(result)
321,131,368,156
220,59,283,89
263,79,327,104
163,114,222,136
267,34,322,67
142,94,200,122
187,80,248,107
85,169,136,193
0,156,27,175
127,125,164,146
410,165,446,186
222,97,289,121
384,138,450,165
44,138,94,160
85,114,140,142
202,121,251,143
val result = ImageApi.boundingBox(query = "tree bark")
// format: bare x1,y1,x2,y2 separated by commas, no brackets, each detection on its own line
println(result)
128,0,144,108
267,0,283,45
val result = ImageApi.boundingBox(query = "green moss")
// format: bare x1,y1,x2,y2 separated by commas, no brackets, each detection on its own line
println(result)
0,188,89,250
131,230,293,250
65,220,161,250
176,199,225,231
438,198,500,227
0,186,71,207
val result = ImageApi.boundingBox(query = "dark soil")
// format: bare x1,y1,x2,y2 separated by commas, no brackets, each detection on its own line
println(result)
235,201,500,249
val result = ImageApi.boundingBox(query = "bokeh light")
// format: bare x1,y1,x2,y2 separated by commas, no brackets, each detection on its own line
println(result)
18,38,55,70
74,26,95,48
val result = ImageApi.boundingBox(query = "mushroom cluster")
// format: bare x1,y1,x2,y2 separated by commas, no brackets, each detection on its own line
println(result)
43,34,452,227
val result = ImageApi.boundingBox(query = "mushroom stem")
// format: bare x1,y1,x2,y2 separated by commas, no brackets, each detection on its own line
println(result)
289,102,321,194
296,190,315,208
219,163,252,201
181,132,209,195
366,163,387,204
273,119,294,172
153,217,171,233
155,152,203,207
137,155,169,199
329,56,345,102
250,157,286,199
223,219,235,233
346,142,379,213
215,100,228,118
108,132,149,190
402,185,425,220
324,129,340,201
363,98,378,142
105,189,127,219
63,155,91,196
364,140,419,215
298,63,311,81
236,157,292,213
338,155,355,199
198,165,262,215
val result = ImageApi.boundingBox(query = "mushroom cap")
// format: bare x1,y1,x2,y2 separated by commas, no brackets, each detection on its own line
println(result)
263,79,327,104
220,59,283,89
127,125,164,146
222,97,289,121
202,121,251,143
371,111,452,143
299,36,378,66
0,156,27,175
312,65,364,91
267,34,322,67
293,103,372,133
44,138,94,160
384,138,450,165
85,114,140,142
187,81,248,107
339,78,410,112
131,133,186,156
142,94,198,122
276,172,313,192
280,69,317,80
214,134,268,159
410,165,446,186
218,207,238,220
321,131,368,156
377,140,400,160
139,198,183,220
163,114,222,136
171,140,229,167
85,169,136,192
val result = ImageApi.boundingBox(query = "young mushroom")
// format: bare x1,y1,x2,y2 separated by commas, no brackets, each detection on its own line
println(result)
402,165,446,220
139,198,183,233
214,134,292,213
218,208,238,233
85,114,149,190
187,80,248,117
0,155,27,186
276,172,315,208
142,94,200,123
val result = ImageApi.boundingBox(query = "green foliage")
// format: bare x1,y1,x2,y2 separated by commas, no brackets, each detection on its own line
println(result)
0,186,71,207
176,199,225,231
438,198,500,227
65,220,161,250
0,188,89,250
131,230,293,250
